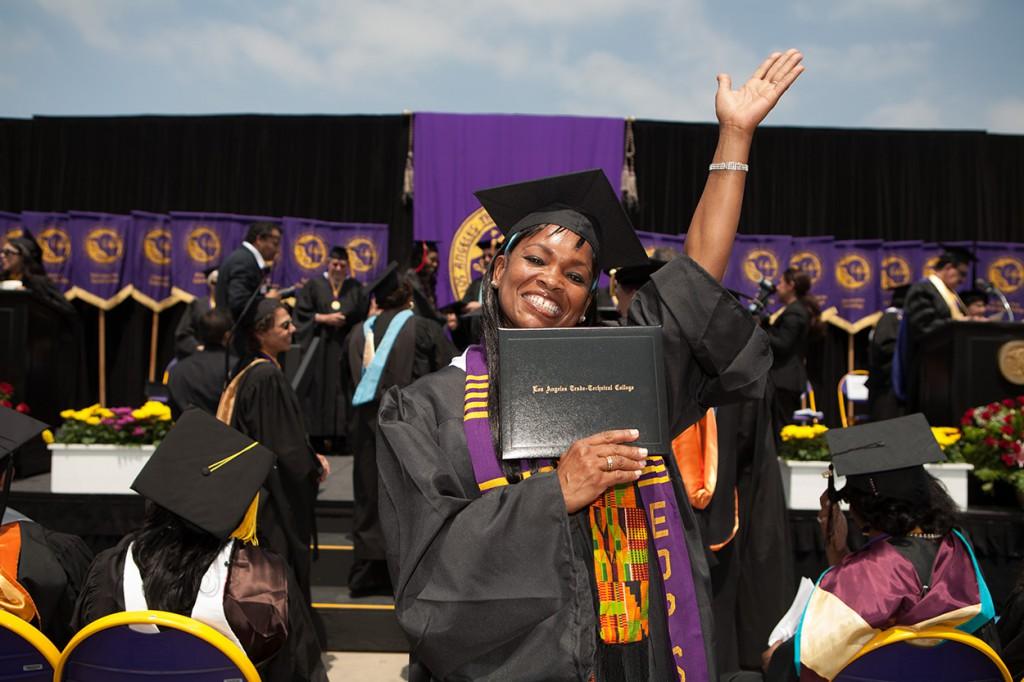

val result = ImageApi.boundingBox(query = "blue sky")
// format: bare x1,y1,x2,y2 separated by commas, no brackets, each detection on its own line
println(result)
2,0,1021,133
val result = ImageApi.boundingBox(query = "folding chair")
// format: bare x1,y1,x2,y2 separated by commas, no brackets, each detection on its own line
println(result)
838,370,870,427
0,608,60,681
835,624,1010,682
55,610,260,682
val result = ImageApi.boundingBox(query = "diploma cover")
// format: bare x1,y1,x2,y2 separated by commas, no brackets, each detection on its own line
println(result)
497,326,669,459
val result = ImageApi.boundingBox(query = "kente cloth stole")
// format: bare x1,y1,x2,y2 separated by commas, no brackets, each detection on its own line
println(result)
0,522,40,626
462,345,709,681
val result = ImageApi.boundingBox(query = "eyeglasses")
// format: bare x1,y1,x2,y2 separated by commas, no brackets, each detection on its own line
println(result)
279,319,294,330
1,248,19,257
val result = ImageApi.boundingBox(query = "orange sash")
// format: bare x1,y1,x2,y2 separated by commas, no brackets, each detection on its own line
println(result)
0,522,39,625
671,410,739,551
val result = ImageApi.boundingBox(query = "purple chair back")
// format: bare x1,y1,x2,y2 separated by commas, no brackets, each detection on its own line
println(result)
836,639,1005,682
61,624,249,681
0,627,54,682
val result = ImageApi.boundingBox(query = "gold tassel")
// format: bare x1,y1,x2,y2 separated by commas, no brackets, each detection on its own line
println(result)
230,493,260,546
402,111,414,204
621,117,639,210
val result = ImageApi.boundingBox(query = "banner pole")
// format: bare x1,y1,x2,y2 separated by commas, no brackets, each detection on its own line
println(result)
148,311,159,383
98,309,107,406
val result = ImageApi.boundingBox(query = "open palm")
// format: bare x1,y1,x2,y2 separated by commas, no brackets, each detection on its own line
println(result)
716,49,804,134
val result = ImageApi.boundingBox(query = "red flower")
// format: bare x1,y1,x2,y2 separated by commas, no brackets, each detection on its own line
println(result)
1003,454,1016,467
985,436,999,448
1017,396,1024,406
1005,399,1018,408
1006,413,1017,425
962,408,976,425
983,407,997,420
14,402,29,414
0,399,11,408
1003,425,1016,436
0,381,13,394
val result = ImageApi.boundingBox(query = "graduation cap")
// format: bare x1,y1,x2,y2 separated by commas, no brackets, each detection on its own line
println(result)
473,169,648,273
439,300,467,316
328,245,349,261
131,408,275,543
609,258,667,288
959,288,989,307
366,261,401,300
477,235,505,250
0,406,49,520
936,243,976,266
825,413,946,503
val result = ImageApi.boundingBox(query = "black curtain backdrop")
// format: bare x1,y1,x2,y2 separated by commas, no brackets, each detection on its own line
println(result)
1,114,1021,410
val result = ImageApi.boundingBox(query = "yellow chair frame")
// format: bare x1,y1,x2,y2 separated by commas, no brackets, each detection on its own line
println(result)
54,610,260,682
0,608,60,671
840,624,1011,682
838,369,870,428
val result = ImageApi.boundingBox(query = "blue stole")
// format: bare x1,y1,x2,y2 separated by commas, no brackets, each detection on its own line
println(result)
352,309,414,406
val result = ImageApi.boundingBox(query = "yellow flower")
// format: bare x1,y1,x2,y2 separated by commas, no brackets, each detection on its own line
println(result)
85,417,101,425
41,429,54,444
98,408,115,419
60,409,75,419
931,426,961,448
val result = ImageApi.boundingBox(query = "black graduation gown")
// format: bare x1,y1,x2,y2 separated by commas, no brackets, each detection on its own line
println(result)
174,297,212,359
344,310,455,590
1,520,94,649
167,348,228,419
228,362,321,602
377,255,770,681
866,309,904,421
766,301,810,435
293,276,365,441
902,278,954,410
72,536,326,682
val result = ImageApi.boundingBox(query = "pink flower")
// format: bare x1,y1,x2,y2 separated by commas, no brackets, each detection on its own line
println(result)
14,402,30,414
132,427,145,437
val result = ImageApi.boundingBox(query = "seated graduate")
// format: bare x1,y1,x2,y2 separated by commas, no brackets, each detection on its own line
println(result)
377,50,802,682
762,414,997,682
343,262,455,597
0,406,94,649
217,299,328,603
167,307,233,419
174,267,218,359
72,409,326,682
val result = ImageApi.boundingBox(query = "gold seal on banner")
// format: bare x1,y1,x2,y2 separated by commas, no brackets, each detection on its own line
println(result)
922,256,939,278
989,257,1024,294
998,341,1024,385
881,255,912,289
39,227,71,265
449,207,502,301
85,227,124,265
187,226,221,264
4,226,23,240
835,254,871,290
294,233,327,271
345,236,377,275
144,228,172,266
789,251,823,284
743,249,779,284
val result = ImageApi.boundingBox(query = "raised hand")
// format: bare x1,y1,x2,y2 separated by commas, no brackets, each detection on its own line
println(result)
715,49,804,135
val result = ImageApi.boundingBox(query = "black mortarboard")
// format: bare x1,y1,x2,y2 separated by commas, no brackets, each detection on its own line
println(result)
366,261,400,299
937,243,976,265
476,234,505,250
609,258,667,288
414,240,439,253
328,245,349,260
885,283,911,308
439,300,467,316
826,413,945,503
131,408,275,542
473,169,648,273
0,406,48,464
959,288,989,306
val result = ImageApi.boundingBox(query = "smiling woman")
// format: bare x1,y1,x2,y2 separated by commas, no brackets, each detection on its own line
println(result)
377,50,804,682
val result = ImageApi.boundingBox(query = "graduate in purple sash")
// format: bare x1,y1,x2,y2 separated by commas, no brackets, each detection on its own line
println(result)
377,50,804,682
762,414,997,681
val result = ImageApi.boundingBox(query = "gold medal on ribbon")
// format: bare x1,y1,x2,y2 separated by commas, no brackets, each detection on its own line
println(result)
330,300,341,311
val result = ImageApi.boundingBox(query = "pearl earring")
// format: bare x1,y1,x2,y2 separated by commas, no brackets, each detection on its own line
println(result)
579,314,586,323
491,281,499,289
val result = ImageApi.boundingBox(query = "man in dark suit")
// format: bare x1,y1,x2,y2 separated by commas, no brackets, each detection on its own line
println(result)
899,246,972,410
214,221,282,359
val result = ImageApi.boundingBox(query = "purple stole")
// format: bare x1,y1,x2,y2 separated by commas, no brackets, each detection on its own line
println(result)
462,345,709,682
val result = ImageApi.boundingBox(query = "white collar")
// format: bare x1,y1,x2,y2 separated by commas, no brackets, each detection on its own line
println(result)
242,241,267,270
449,347,469,371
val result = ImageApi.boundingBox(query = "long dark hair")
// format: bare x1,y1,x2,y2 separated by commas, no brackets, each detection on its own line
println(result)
481,224,599,482
845,475,958,538
782,267,823,335
131,504,227,615
246,300,288,355
1,237,47,279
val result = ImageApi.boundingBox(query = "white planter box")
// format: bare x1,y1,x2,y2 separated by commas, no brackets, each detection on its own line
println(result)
779,459,973,510
48,443,155,494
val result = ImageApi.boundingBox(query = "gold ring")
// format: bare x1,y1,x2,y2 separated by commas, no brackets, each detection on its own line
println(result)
605,456,614,472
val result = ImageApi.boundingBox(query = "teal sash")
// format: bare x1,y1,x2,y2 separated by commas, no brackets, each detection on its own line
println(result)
352,309,414,406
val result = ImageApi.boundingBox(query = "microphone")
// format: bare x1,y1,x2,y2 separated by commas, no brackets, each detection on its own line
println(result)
975,278,997,294
974,278,1015,322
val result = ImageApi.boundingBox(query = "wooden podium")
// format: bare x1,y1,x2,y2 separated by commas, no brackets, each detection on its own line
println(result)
0,290,85,474
918,320,1024,426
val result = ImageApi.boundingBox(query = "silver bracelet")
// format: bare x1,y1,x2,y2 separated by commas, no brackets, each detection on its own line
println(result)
709,161,749,172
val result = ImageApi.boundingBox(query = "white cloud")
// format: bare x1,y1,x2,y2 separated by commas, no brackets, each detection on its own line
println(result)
864,96,943,128
806,41,931,82
988,98,1024,134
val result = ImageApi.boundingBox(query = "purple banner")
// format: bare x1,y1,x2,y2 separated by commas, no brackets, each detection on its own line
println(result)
976,242,1024,319
274,218,388,288
831,239,881,327
787,236,834,310
127,211,175,311
636,230,686,259
1,211,23,241
879,240,923,305
169,212,249,301
723,234,793,303
413,113,625,305
66,211,133,309
20,212,71,292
